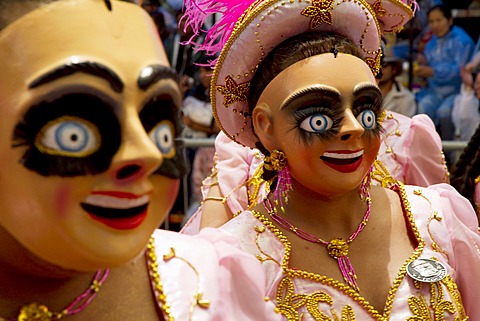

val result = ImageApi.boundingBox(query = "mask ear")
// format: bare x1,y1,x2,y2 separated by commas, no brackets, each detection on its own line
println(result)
252,102,275,152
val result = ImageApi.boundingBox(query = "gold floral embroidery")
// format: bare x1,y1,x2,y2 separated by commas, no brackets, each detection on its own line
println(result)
301,0,334,29
406,277,465,320
441,275,468,320
370,0,387,17
276,276,356,320
364,52,382,78
215,75,250,108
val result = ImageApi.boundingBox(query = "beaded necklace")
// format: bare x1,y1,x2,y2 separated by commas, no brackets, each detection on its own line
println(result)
264,189,371,292
2,269,109,321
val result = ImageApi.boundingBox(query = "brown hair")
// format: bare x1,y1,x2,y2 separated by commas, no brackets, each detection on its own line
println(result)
248,32,363,110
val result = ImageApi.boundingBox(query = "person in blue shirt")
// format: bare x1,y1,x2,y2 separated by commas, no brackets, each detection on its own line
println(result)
415,4,475,141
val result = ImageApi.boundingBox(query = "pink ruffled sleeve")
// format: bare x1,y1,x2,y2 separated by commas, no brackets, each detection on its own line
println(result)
181,132,264,235
379,112,448,186
197,228,281,321
429,184,480,317
404,115,449,186
214,132,263,215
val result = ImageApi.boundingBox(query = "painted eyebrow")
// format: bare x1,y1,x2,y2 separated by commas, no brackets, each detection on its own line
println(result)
353,83,382,97
29,59,124,93
137,65,179,91
280,85,341,110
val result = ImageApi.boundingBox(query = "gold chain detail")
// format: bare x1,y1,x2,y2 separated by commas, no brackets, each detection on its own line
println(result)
412,189,449,259
162,247,211,319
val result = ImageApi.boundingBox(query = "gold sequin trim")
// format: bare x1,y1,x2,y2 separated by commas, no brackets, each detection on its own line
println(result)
146,238,174,321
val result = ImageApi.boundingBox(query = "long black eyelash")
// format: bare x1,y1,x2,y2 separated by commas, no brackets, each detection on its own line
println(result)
12,94,121,177
353,102,384,137
139,97,188,179
292,107,343,144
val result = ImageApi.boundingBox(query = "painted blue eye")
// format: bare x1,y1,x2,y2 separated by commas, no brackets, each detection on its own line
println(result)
357,110,376,129
149,120,176,158
300,114,333,133
36,116,99,157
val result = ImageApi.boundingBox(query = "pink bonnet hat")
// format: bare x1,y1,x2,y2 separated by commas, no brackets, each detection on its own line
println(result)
183,0,415,148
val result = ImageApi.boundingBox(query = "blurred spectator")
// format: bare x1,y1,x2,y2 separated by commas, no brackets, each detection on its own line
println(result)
415,4,475,142
181,59,219,218
392,0,443,60
465,35,480,75
452,39,480,142
378,55,417,117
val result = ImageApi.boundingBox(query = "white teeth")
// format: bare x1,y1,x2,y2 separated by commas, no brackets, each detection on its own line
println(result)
323,150,364,159
84,194,150,209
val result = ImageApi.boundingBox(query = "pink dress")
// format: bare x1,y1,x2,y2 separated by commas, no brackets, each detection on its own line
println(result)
219,184,480,320
151,228,281,320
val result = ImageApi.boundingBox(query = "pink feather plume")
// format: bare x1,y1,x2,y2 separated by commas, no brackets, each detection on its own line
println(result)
181,0,260,68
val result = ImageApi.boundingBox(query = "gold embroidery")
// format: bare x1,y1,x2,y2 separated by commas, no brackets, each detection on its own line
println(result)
370,159,398,188
276,276,356,320
301,0,334,28
380,112,402,179
247,163,268,208
412,189,449,259
254,224,281,266
251,183,426,319
201,152,259,208
159,244,211,319
215,75,250,108
377,110,387,125
146,238,174,321
370,0,387,17
364,51,382,77
406,276,466,320
442,275,468,320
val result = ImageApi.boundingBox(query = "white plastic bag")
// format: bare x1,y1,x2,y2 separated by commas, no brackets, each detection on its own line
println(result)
452,84,480,141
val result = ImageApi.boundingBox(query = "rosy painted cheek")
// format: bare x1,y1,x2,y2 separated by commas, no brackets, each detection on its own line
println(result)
55,186,73,218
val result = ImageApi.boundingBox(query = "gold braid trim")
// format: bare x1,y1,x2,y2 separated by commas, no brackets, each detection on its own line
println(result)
371,159,398,188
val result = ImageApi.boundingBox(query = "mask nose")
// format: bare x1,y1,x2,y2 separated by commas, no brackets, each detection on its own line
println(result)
110,118,163,183
338,109,364,141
